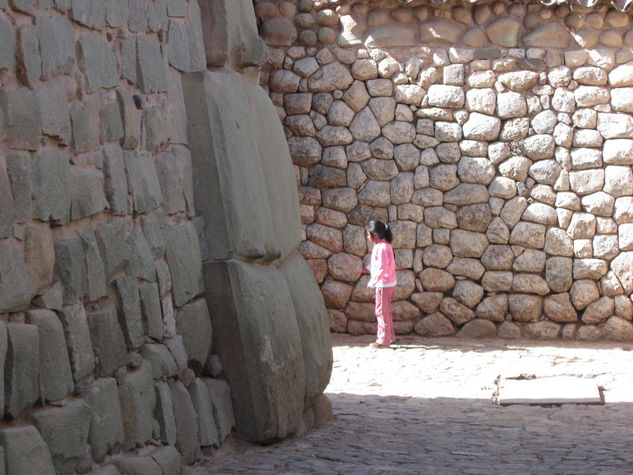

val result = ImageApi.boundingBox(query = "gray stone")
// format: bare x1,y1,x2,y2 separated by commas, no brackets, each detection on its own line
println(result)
0,15,14,71
168,69,188,145
167,20,191,72
176,298,212,372
124,151,163,214
71,95,100,153
171,381,200,464
78,35,118,92
127,226,156,282
603,316,633,342
611,252,633,294
199,0,268,69
414,313,455,337
154,381,177,446
0,426,54,475
5,323,39,419
16,24,41,88
128,0,147,32
115,276,144,350
1,87,41,151
0,240,32,312
143,344,177,379
164,335,187,371
476,294,508,322
71,168,108,221
114,455,161,475
121,38,137,85
96,218,131,280
26,309,73,402
165,222,203,307
142,213,166,259
83,378,124,462
87,304,127,377
189,378,220,447
149,0,167,32
101,101,124,144
203,377,235,443
156,148,193,215
308,62,354,92
6,153,33,223
203,260,304,442
119,360,155,450
80,230,108,302
143,105,169,151
103,145,129,215
30,400,91,474
23,224,54,295
55,238,86,304
139,283,163,341
151,446,181,475
508,294,542,322
0,323,6,418
0,160,11,239
59,303,95,381
106,0,128,27
36,13,75,79
136,36,168,93
71,0,105,30
458,319,497,338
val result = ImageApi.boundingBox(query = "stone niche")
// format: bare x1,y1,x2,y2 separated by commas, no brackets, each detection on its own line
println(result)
256,0,633,342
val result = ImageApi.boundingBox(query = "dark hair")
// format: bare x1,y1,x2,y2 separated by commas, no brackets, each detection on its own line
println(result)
367,220,392,243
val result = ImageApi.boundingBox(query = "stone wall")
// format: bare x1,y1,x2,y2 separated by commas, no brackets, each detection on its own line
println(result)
256,0,633,341
0,0,332,473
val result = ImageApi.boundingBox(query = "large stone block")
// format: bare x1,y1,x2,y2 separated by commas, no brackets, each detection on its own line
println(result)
71,168,108,220
114,455,161,474
59,303,95,381
103,145,129,215
24,224,55,295
203,377,234,443
203,260,305,442
55,238,86,304
1,87,41,150
136,35,168,93
182,68,279,261
32,148,72,224
124,151,163,214
87,304,127,377
156,147,193,215
5,323,39,419
176,298,212,372
71,0,106,30
198,0,267,70
16,24,41,88
0,158,12,240
280,251,332,407
26,309,73,402
30,400,91,474
167,69,188,144
77,34,118,92
189,378,219,447
106,0,129,27
81,229,108,301
165,222,203,307
117,88,142,150
0,323,6,419
0,15,15,71
96,218,131,279
0,426,55,475
154,381,177,446
6,153,33,222
170,381,200,464
36,13,75,79
127,226,156,282
114,276,144,350
119,360,155,450
139,283,164,340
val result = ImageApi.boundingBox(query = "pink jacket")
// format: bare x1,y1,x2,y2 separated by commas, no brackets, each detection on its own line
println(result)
367,239,397,289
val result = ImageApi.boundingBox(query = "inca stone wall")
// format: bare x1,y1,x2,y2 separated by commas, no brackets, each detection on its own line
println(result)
256,0,633,342
0,0,332,473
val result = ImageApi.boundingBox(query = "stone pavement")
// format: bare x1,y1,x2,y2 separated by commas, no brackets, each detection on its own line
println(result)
187,334,633,474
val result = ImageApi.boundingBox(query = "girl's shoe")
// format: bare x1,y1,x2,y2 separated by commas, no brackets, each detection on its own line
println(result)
369,342,389,348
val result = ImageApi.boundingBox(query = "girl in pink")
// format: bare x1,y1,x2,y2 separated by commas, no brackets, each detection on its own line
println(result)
364,220,397,348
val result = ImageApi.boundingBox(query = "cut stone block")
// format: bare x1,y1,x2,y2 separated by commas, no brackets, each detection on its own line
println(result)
128,226,156,282
115,276,144,350
167,69,188,145
143,344,178,379
101,101,124,143
156,147,194,215
203,377,235,443
36,12,75,79
55,238,86,304
189,378,220,447
497,376,602,405
124,151,163,214
154,381,177,446
59,303,96,381
1,87,41,150
37,78,71,145
136,35,168,93
70,95,100,153
103,145,129,215
170,381,200,464
150,446,181,475
0,426,55,475
33,281,63,311
32,148,72,224
113,455,161,475
203,260,305,442
117,87,142,150
0,14,15,71
78,34,118,92
16,24,41,88
71,168,108,220
6,152,33,222
87,304,127,377
176,298,212,372
128,0,147,32
30,400,91,474
165,222,203,307
119,360,155,450
5,323,40,419
26,309,73,402
0,322,6,419
71,0,106,30
149,0,167,32
81,229,108,302
280,251,333,406
198,0,268,70
82,377,125,462
106,0,129,27
24,224,55,295
0,158,13,240
139,283,164,340
95,218,131,280
142,212,166,259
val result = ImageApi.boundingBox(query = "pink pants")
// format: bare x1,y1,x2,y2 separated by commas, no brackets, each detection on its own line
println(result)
375,286,396,346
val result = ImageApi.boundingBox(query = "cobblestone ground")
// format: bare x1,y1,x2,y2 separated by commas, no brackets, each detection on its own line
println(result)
188,334,633,474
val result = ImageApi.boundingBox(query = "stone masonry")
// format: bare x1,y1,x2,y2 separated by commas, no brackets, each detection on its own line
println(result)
256,0,633,342
0,0,333,473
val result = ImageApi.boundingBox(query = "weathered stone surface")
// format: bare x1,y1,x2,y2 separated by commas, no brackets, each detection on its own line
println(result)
509,222,545,249
26,309,73,402
95,218,131,280
281,251,332,405
106,0,129,27
0,426,55,475
204,377,235,443
427,85,464,108
56,238,86,305
114,276,144,350
138,283,163,341
143,344,177,379
77,35,118,92
103,146,129,215
611,252,633,294
458,319,497,338
70,168,108,221
475,294,507,322
570,279,600,310
87,304,127,377
171,381,200,464
119,360,155,450
419,19,462,44
175,298,212,372
414,312,455,337
165,222,204,307
189,378,220,447
544,293,578,323
38,79,71,145
124,151,163,214
5,323,39,419
603,316,633,342
6,153,32,223
462,112,501,141
70,95,100,153
154,381,177,446
508,294,542,322
31,400,91,474
82,377,124,462
203,260,304,442
113,455,161,475
32,148,72,224
36,13,75,79
136,36,168,93
127,226,156,283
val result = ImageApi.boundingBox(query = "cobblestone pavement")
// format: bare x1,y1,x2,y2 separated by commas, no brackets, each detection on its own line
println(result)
188,334,633,474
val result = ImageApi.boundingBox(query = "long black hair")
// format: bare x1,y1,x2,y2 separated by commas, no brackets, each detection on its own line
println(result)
367,220,393,243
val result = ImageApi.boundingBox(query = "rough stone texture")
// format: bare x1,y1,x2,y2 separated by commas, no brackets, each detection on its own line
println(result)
171,381,201,464
5,323,39,419
119,360,155,450
204,378,235,444
203,260,305,442
32,148,72,224
165,222,204,307
155,381,177,446
188,378,220,448
86,304,127,377
115,276,144,350
176,298,212,372
82,377,125,462
0,426,55,475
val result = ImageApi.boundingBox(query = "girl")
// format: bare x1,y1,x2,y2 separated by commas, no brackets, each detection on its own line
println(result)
363,220,397,348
